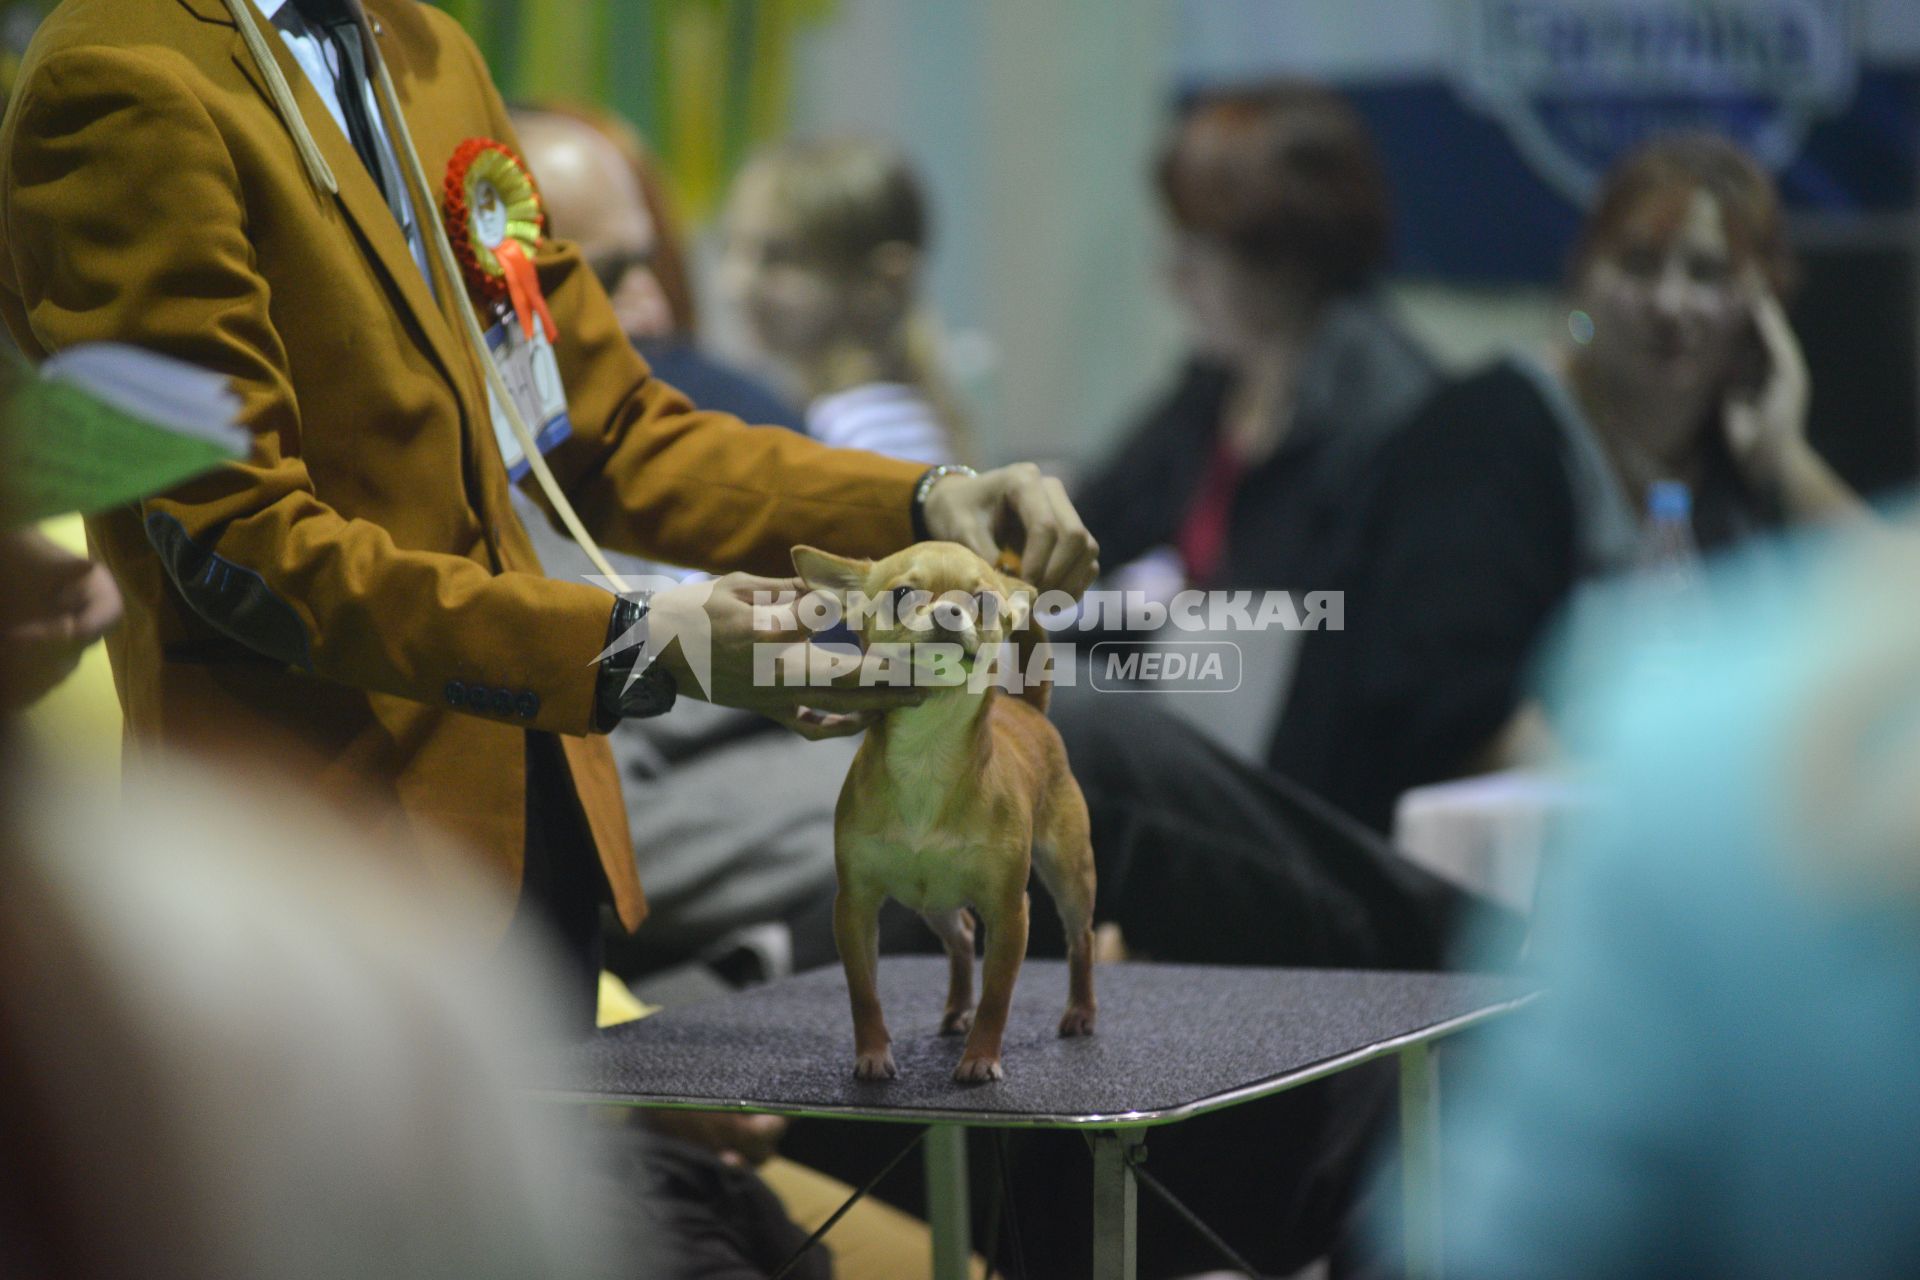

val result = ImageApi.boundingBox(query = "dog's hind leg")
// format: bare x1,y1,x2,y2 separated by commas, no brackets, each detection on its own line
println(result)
1033,789,1098,1038
921,908,977,1035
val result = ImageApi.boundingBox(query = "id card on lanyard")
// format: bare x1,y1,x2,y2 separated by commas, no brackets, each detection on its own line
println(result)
483,310,571,479
443,139,573,481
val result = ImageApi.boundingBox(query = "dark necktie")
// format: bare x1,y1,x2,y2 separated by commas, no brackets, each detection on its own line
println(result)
288,0,399,215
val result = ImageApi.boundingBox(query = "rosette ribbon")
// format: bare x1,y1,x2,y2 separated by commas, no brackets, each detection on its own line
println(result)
442,137,558,342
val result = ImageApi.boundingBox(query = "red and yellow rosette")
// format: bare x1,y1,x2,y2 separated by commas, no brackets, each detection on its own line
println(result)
443,138,558,343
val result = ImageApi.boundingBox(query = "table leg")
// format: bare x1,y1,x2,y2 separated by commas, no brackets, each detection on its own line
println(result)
924,1124,971,1280
1399,1041,1443,1280
1090,1130,1141,1280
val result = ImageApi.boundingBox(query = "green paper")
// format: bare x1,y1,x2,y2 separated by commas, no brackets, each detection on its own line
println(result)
2,347,246,529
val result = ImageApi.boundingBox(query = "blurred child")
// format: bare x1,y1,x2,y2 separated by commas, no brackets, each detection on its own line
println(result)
723,139,966,465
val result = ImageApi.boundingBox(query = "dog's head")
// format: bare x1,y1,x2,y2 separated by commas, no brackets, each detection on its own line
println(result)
792,541,1033,661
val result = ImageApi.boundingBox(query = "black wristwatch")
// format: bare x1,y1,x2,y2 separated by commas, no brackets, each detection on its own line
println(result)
594,593,677,730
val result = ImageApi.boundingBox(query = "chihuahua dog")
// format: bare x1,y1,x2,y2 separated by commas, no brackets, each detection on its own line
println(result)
793,541,1097,1083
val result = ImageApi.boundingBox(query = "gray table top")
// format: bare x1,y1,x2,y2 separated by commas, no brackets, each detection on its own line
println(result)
541,958,1535,1128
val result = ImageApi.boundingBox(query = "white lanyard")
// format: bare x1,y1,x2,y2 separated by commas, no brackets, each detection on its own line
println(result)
221,0,631,593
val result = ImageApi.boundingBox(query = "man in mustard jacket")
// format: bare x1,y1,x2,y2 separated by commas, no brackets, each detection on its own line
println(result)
0,0,1095,1000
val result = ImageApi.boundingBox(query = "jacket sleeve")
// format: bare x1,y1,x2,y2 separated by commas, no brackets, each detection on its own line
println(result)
445,22,925,576
2,47,618,735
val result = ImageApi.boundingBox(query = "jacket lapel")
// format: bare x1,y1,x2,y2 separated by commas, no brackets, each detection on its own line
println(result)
217,3,485,421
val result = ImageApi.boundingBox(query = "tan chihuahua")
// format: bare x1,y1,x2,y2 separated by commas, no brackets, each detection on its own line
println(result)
793,541,1097,1083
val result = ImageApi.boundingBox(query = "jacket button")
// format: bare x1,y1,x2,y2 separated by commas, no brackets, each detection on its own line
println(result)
489,687,513,715
444,679,466,707
514,691,539,719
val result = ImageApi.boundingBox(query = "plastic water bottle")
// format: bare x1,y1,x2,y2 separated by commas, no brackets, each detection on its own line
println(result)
1637,480,1703,586
1634,480,1708,650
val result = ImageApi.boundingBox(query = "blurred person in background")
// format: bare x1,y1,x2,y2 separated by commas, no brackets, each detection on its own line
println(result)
509,105,856,981
1007,84,1493,1002
511,104,803,435
1073,81,1436,603
1032,79,1483,980
722,138,966,466
1427,519,1920,1278
1272,131,1869,836
0,692,618,1280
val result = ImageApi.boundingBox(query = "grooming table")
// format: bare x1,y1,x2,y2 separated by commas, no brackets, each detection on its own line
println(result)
540,957,1535,1280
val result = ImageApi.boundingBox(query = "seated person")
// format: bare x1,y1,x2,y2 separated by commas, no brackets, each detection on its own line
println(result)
1074,81,1436,607
722,139,965,466
1272,131,1868,835
511,104,803,434
510,106,849,977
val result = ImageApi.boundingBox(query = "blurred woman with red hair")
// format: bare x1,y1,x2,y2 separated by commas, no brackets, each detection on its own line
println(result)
1075,81,1437,597
1274,131,1867,835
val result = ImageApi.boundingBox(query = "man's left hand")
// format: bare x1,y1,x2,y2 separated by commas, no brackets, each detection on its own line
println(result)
3,529,123,711
920,462,1099,598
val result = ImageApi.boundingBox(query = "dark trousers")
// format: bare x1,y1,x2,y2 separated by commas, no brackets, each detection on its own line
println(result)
1035,689,1510,969
508,732,830,1279
504,731,608,1036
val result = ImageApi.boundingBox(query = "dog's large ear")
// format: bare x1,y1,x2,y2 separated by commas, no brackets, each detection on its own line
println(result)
993,569,1053,714
993,569,1035,633
792,545,870,600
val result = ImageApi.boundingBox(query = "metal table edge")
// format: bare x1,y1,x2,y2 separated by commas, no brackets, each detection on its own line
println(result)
533,991,1540,1130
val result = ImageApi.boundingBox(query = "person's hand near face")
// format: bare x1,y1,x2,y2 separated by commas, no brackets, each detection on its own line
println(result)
1722,274,1810,488
1720,274,1866,522
1572,186,1863,524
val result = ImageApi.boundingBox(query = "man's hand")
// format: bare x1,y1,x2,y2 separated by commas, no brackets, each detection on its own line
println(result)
920,463,1099,598
646,572,927,739
2,530,123,712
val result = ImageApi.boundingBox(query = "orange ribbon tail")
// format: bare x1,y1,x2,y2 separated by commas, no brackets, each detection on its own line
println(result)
494,238,558,345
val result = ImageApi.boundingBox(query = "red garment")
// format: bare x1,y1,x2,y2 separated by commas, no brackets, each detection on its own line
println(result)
1174,437,1246,587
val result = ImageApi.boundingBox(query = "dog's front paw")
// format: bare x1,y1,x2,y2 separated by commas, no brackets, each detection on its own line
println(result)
939,1006,975,1036
853,1047,898,1081
951,1054,1004,1084
1058,1004,1096,1037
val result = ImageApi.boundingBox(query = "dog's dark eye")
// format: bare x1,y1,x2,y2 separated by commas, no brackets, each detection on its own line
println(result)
890,585,922,614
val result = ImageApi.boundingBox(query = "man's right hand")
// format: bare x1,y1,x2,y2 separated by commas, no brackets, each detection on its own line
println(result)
646,572,927,739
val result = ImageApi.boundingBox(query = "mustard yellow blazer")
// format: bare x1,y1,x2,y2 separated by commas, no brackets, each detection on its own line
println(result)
0,0,923,932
